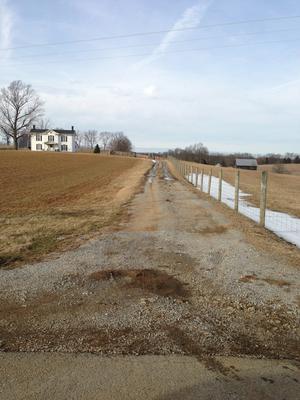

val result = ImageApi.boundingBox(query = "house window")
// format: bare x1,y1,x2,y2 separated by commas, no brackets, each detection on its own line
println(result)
48,135,54,142
61,135,67,142
36,134,42,141
36,144,42,150
61,144,68,151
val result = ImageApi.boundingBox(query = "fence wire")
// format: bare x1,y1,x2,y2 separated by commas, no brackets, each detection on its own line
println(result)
171,158,300,246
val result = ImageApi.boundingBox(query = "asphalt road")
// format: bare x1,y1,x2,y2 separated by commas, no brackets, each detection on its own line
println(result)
1,353,300,400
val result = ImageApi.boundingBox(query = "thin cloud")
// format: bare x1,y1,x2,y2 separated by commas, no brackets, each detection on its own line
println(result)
135,0,212,68
0,0,13,61
269,79,300,91
143,85,157,98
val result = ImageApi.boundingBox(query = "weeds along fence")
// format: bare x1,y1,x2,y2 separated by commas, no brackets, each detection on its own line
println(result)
169,158,300,244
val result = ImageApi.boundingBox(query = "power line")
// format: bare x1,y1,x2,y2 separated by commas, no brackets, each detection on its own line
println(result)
3,37,299,68
1,15,300,52
7,27,299,61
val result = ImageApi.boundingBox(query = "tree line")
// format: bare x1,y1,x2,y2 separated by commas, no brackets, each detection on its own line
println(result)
0,80,132,152
168,143,300,166
76,131,132,153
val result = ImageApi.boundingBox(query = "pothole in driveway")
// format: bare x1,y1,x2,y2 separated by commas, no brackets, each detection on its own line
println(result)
89,269,189,298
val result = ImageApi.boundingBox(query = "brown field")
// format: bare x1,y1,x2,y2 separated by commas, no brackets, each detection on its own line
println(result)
260,163,300,176
183,162,300,218
0,152,151,268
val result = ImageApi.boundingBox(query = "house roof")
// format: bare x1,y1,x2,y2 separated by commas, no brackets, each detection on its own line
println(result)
30,128,76,135
236,158,258,167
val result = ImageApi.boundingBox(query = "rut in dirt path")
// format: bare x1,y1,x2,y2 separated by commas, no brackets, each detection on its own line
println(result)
0,161,299,362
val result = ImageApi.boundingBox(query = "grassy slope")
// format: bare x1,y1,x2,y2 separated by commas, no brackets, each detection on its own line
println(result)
0,152,151,268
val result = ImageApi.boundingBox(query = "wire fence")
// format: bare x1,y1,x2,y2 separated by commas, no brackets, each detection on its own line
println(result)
170,158,300,247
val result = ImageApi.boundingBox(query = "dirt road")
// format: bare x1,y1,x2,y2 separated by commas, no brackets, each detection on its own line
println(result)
0,161,299,399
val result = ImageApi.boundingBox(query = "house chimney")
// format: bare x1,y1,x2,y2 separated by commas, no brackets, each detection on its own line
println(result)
33,125,36,130
71,126,74,131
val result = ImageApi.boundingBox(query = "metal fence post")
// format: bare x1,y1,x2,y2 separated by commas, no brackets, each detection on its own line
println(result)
195,168,199,187
200,169,204,192
218,168,223,201
208,169,212,195
260,171,268,227
234,169,240,212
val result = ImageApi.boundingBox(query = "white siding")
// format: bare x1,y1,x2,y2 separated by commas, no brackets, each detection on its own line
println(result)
31,130,76,152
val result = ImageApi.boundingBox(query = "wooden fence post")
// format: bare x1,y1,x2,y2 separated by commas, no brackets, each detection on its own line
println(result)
200,169,204,192
218,169,223,201
260,171,268,227
195,168,199,187
234,169,240,212
192,166,195,185
208,169,212,195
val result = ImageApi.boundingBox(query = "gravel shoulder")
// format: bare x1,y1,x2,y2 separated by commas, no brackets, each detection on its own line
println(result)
0,161,299,397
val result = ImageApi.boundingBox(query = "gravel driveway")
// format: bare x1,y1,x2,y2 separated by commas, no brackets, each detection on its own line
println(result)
0,161,299,361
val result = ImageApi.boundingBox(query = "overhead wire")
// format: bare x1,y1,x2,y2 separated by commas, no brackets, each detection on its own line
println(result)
6,27,299,61
2,37,300,68
1,14,300,52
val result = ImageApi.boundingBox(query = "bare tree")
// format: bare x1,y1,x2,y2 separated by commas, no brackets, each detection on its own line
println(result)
37,118,51,130
0,80,44,149
99,131,113,150
169,142,208,163
75,130,84,149
109,132,132,152
84,130,98,149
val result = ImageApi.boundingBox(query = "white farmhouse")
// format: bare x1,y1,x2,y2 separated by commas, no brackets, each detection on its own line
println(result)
30,125,76,152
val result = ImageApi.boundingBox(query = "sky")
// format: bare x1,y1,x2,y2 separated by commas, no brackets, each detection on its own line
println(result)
0,0,299,153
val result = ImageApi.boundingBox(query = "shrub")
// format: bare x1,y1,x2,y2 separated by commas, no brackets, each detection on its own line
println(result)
93,144,100,154
272,164,289,174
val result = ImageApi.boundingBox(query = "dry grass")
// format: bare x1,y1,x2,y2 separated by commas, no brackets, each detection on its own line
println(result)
260,163,300,176
0,151,151,268
185,162,300,218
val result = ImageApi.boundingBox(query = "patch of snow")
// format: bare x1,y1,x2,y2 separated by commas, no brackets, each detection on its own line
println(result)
186,173,300,248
